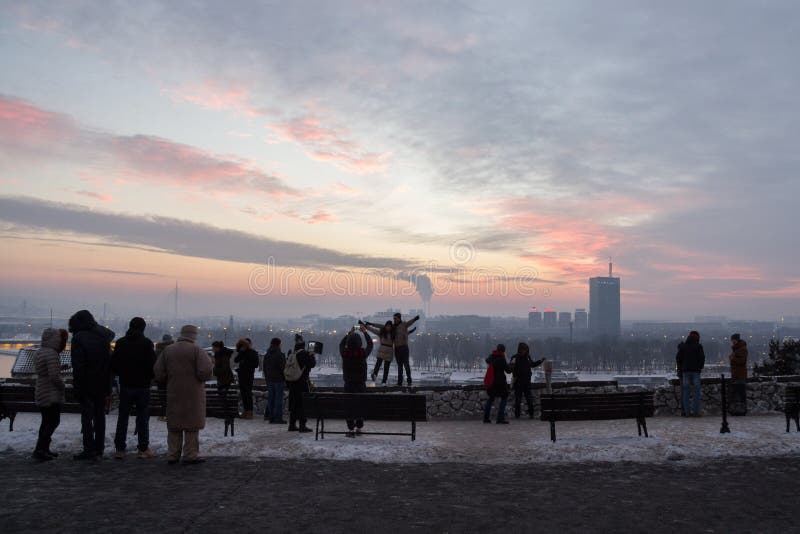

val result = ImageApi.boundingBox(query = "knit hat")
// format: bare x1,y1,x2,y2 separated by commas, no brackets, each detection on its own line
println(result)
179,325,199,342
162,334,173,342
270,337,281,346
129,317,146,331
294,333,305,350
731,333,741,342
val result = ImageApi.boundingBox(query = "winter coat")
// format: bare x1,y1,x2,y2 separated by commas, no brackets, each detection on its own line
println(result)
486,350,511,397
286,348,316,384
339,334,374,384
111,328,156,389
69,310,115,397
510,353,544,389
155,340,173,358
35,328,65,407
364,325,393,361
153,337,214,432
730,340,749,380
213,347,234,387
393,316,419,347
676,340,706,373
263,346,286,383
235,348,260,379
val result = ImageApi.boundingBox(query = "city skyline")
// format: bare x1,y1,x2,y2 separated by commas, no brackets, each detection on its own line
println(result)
2,2,799,320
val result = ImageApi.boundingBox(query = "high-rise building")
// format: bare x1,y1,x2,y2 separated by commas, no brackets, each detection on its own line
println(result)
589,260,621,337
528,307,542,328
558,312,572,328
543,308,557,328
574,309,588,329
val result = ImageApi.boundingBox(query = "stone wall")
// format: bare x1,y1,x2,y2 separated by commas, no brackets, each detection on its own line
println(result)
249,377,800,420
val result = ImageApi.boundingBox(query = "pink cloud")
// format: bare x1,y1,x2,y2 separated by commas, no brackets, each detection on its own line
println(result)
163,81,270,117
308,210,335,224
74,190,113,203
270,116,390,174
0,96,76,145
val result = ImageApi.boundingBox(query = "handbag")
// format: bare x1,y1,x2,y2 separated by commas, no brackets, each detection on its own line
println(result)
483,364,495,387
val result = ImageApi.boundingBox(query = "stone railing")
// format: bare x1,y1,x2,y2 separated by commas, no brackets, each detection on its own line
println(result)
5,375,797,420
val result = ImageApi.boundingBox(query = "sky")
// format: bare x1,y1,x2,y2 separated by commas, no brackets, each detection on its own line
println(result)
1,1,799,321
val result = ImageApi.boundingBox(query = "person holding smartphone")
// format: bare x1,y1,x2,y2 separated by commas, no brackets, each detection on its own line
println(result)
509,342,545,419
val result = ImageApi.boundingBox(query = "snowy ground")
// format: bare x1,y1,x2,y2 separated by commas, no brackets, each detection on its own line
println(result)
2,412,798,464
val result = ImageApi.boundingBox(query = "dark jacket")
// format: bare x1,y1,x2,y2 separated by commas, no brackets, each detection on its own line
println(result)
69,310,116,397
486,350,511,397
676,339,706,373
263,346,286,383
510,353,544,388
235,348,260,379
214,347,234,387
730,340,748,380
339,333,374,384
111,328,156,389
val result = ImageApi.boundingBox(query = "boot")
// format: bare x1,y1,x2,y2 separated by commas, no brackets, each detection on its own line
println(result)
33,450,52,462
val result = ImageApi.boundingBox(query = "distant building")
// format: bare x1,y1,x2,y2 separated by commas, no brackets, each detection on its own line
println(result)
543,308,557,328
558,312,572,328
528,308,542,329
589,261,621,338
426,315,491,333
574,309,588,329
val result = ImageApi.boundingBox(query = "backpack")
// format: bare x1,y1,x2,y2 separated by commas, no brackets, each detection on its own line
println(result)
284,350,304,382
483,362,495,387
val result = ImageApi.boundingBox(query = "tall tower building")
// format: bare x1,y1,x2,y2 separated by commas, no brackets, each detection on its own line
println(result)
543,308,557,328
528,307,542,329
589,259,621,338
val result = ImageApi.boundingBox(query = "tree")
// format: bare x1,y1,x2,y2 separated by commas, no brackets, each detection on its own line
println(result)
754,339,800,376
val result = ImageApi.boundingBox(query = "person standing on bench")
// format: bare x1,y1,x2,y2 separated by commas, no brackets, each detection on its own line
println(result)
69,309,115,460
510,342,545,419
263,337,287,423
285,334,315,433
676,331,706,417
340,325,374,436
234,338,259,419
363,320,394,385
111,317,157,460
393,312,419,387
154,325,214,464
484,344,512,424
33,327,68,462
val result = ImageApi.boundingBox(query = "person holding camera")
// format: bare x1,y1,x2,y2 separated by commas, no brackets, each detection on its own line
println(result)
285,334,315,433
509,342,545,419
340,325,374,436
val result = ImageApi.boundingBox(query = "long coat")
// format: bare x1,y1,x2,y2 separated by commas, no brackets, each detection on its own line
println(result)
35,328,65,407
730,341,749,380
154,337,213,432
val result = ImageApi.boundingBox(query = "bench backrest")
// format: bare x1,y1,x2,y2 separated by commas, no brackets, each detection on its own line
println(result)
785,386,800,405
0,384,82,413
540,392,655,421
304,392,428,421
147,386,239,417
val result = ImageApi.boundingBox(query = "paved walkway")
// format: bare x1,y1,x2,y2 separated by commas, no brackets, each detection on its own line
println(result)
0,454,797,533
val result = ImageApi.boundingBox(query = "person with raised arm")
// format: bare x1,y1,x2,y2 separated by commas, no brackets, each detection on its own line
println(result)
392,312,419,387
339,325,374,436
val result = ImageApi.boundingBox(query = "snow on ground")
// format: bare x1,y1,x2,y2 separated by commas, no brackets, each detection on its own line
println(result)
1,412,798,464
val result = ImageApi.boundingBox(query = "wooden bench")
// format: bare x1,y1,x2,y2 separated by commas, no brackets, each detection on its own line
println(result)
540,392,655,442
785,385,800,433
148,386,239,437
0,384,82,431
303,392,427,441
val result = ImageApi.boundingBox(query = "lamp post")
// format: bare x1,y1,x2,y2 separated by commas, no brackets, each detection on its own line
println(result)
720,373,731,434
